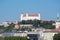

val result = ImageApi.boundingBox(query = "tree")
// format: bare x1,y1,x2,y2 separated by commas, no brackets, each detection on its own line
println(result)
53,33,60,40
4,36,28,40
42,21,55,29
33,19,40,28
4,23,15,32
0,25,5,33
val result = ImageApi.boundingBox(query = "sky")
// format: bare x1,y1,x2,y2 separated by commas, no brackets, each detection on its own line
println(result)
0,0,60,23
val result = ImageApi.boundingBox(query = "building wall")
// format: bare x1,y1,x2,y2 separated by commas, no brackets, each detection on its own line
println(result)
0,33,27,37
43,32,57,40
56,22,60,29
20,24,33,28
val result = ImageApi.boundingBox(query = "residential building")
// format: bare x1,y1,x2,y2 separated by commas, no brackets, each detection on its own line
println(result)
2,21,9,27
13,21,19,29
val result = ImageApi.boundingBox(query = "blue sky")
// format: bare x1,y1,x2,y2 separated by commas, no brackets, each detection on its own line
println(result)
0,0,60,23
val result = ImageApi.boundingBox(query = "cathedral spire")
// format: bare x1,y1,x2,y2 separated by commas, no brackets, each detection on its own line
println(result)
57,13,59,19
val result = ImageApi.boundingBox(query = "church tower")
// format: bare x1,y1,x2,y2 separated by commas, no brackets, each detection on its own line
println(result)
56,13,60,29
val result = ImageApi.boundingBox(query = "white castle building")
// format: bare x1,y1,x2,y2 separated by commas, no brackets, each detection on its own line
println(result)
21,13,40,20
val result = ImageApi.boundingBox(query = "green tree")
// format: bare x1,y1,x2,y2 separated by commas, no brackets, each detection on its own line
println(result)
42,21,55,29
4,36,28,40
0,25,5,33
33,19,40,28
53,33,60,40
4,23,15,32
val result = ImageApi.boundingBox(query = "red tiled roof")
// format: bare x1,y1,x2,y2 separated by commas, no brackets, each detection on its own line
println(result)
44,29,60,32
28,14,39,17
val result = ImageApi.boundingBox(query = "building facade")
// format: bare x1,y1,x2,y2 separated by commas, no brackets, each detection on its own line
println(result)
56,21,60,29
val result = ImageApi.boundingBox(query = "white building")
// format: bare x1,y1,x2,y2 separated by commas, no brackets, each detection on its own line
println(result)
43,31,58,40
13,21,19,29
21,13,40,20
56,21,60,29
0,31,43,40
20,24,33,28
2,21,9,27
